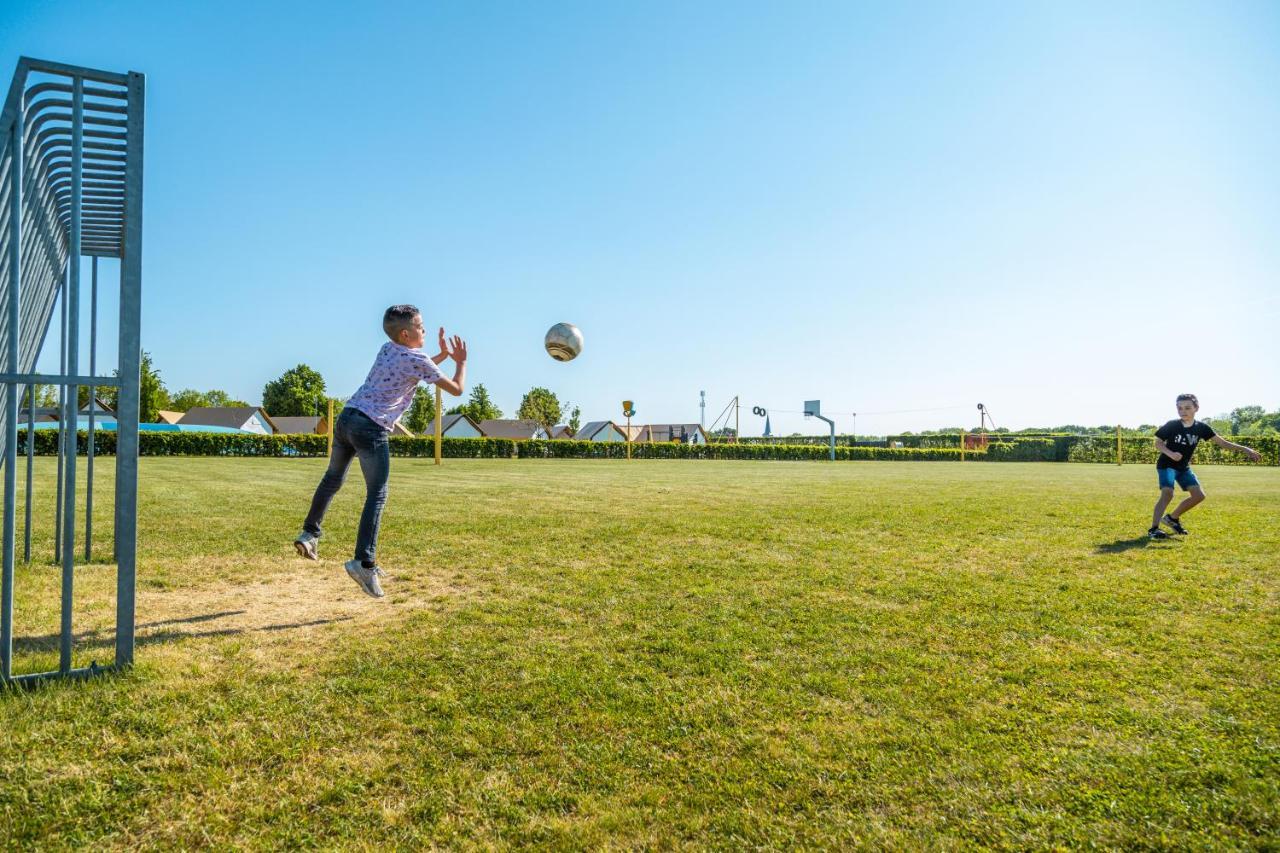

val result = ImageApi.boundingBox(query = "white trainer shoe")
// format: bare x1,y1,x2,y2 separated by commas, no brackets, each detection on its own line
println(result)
344,559,385,598
294,531,319,560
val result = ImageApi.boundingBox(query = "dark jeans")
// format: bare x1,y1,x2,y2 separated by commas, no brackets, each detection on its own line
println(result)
303,407,390,563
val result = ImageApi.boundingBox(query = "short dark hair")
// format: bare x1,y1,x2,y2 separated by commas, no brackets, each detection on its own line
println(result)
383,304,420,340
1176,393,1199,408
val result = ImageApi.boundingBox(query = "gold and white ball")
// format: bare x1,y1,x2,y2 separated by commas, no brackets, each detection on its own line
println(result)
544,322,584,362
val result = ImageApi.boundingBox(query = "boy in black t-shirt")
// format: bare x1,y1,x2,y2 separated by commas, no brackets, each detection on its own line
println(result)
1149,393,1261,539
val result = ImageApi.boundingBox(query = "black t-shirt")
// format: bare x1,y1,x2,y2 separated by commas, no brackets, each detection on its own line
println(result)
1155,419,1216,470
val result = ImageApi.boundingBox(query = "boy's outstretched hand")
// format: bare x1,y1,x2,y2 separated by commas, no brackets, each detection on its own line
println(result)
437,327,449,357
448,335,467,363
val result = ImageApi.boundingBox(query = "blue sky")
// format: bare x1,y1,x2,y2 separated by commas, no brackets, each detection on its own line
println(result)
5,1,1278,434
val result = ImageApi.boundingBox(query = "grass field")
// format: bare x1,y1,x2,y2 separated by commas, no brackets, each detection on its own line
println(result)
1,458,1277,848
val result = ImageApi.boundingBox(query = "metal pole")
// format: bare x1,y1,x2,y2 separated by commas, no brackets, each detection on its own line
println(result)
114,70,144,669
24,377,33,563
2,103,24,680
55,265,65,563
626,414,631,460
59,76,84,676
960,431,965,462
86,256,97,559
433,386,441,465
734,396,739,444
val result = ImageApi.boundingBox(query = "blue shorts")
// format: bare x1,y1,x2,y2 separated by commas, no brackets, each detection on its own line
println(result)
1158,467,1200,491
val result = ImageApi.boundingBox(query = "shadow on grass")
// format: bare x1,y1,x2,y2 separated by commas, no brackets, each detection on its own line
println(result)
13,611,354,654
1095,536,1181,554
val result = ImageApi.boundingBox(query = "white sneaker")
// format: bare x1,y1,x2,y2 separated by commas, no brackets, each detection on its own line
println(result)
344,559,385,598
294,531,319,560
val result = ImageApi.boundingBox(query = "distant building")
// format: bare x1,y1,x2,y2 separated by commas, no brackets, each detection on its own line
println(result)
178,406,277,435
478,419,550,440
80,396,114,415
272,415,328,435
440,413,483,438
549,424,575,440
575,421,629,442
634,423,709,445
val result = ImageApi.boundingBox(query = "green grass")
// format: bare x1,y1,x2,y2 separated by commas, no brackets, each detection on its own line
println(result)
1,458,1277,848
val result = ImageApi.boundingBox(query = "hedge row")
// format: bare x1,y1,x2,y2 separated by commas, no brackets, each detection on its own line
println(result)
392,437,971,461
1067,435,1280,466
13,430,1278,465
14,430,329,457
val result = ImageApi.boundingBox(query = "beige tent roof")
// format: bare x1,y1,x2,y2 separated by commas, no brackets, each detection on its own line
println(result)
156,410,184,424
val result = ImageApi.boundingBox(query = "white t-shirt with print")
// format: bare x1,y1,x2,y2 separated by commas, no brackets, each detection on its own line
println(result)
347,342,445,431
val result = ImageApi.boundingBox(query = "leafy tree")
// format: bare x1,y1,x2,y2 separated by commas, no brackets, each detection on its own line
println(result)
22,385,59,409
138,352,170,423
1230,405,1266,436
517,386,563,431
169,388,208,412
568,405,581,433
404,386,437,435
100,351,168,419
206,389,250,408
262,364,327,418
168,388,250,412
447,383,502,422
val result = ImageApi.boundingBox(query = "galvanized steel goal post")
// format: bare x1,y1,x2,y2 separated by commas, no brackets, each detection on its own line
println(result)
0,58,144,687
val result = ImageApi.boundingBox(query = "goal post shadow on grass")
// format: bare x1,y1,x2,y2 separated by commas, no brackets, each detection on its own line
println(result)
0,58,144,688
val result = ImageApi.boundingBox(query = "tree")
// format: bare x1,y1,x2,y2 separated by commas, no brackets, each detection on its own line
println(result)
137,351,169,424
517,386,562,431
447,383,502,422
404,386,437,435
23,385,59,409
568,405,581,433
206,389,250,408
169,388,208,412
262,364,327,418
104,351,170,422
1230,406,1266,436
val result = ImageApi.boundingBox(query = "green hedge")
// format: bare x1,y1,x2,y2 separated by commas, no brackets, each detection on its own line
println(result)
389,437,971,461
1067,435,1280,466
985,439,1065,462
16,430,1277,465
15,430,329,457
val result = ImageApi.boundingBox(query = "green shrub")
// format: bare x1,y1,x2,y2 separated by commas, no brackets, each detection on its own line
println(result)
14,429,1275,465
1068,435,1280,466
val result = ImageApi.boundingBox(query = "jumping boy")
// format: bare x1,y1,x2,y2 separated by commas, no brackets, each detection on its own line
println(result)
294,305,467,596
1149,393,1260,540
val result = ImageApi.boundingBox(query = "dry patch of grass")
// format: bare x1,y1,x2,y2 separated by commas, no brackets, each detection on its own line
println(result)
10,556,477,677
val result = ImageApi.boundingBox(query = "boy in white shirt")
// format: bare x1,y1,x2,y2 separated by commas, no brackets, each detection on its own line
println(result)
294,305,467,596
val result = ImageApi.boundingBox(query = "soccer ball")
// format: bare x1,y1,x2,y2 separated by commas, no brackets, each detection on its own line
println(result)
544,323,583,362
